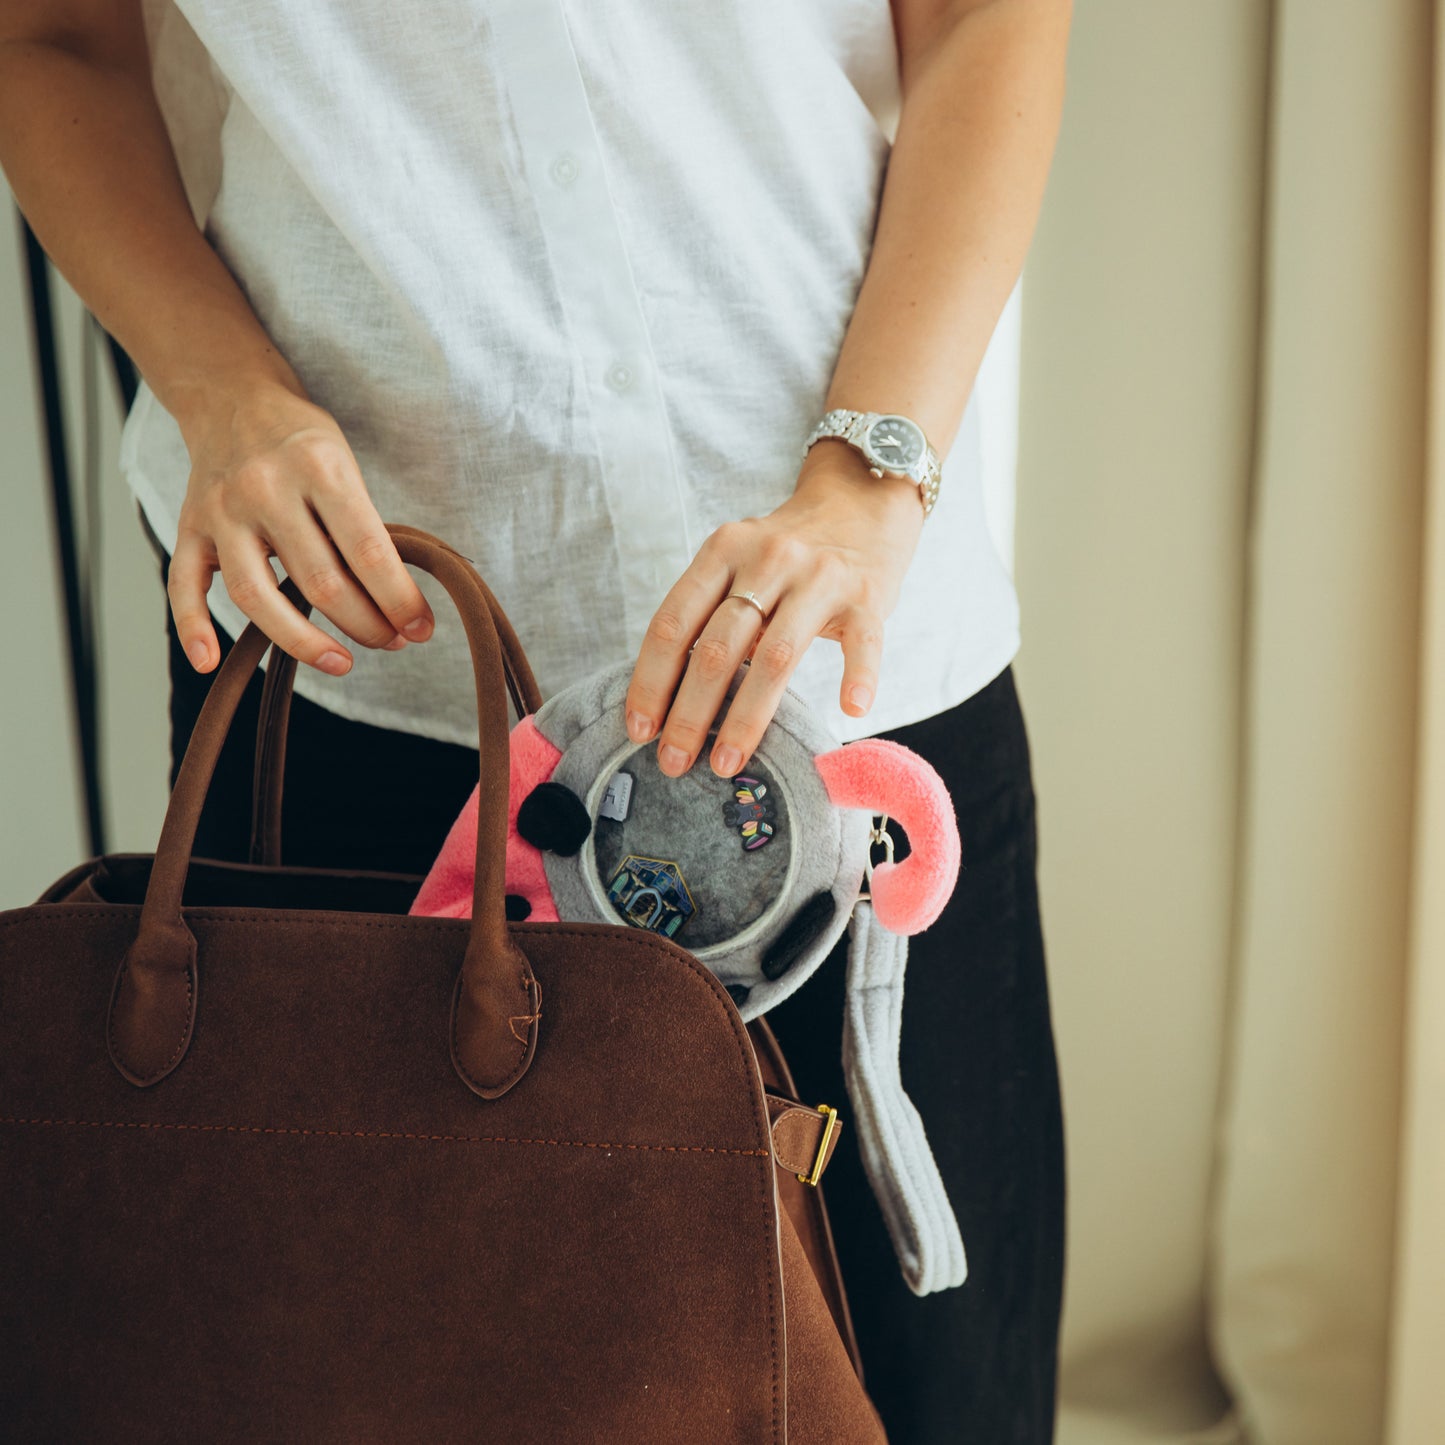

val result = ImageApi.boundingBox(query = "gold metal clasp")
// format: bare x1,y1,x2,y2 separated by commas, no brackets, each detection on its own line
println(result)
797,1103,839,1188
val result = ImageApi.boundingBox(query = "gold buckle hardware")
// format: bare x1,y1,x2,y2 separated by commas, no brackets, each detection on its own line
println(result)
797,1104,839,1188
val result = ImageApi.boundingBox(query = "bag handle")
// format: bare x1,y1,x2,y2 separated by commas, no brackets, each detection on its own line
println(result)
107,525,542,1099
248,525,545,868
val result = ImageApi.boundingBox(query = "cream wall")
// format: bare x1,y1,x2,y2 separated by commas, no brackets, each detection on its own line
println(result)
0,223,168,908
2,5,1410,1443
1013,5,1269,1439
1011,5,1271,1439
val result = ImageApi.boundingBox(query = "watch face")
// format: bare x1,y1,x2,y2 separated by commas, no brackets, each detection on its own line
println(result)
864,415,925,471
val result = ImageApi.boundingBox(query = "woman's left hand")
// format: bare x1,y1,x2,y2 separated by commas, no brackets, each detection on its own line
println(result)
624,440,928,779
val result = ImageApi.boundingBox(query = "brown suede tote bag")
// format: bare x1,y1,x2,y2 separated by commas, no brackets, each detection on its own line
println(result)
0,526,886,1443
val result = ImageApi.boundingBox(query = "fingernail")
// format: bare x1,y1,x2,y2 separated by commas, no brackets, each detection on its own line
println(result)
186,640,210,670
316,650,351,676
627,710,655,743
657,743,689,775
384,635,407,651
403,617,432,641
847,684,872,714
712,745,742,777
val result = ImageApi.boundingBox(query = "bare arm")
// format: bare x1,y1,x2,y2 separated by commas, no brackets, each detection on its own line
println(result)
626,0,1072,778
829,0,1071,457
0,0,433,674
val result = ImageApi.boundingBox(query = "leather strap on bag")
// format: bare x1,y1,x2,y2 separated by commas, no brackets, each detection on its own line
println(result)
766,1097,844,1182
249,523,544,868
107,525,542,1100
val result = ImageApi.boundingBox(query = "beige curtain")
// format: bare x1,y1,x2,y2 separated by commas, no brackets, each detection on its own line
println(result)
1211,3,1429,1443
1386,2,1445,1438
1015,3,1439,1442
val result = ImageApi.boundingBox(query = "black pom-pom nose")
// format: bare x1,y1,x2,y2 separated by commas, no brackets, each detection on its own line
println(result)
516,781,592,856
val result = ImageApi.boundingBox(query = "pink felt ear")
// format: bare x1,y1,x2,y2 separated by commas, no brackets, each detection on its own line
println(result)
814,738,961,935
409,716,563,922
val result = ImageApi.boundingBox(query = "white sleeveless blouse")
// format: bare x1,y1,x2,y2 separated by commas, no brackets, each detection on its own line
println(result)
123,0,1022,746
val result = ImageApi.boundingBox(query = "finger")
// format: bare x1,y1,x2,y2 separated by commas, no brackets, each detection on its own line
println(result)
653,591,773,777
708,589,836,777
270,507,404,651
624,531,737,745
218,531,354,676
167,530,222,673
311,487,435,642
839,608,884,718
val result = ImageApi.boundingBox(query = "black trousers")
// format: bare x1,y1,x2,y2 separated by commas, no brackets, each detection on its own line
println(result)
156,543,1067,1444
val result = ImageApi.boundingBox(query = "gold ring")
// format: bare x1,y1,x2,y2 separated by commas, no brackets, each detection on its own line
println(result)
728,589,768,620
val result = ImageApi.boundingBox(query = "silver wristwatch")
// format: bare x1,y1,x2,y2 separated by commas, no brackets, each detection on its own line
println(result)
802,409,943,517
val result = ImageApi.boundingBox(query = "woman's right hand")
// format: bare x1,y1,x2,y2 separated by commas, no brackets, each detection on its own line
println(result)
169,379,435,676
0,9,434,677
0,9,433,677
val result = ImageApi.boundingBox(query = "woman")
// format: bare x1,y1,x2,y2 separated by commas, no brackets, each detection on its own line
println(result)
0,0,1072,1437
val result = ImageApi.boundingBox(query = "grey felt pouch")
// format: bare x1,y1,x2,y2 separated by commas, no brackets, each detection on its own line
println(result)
412,659,970,1295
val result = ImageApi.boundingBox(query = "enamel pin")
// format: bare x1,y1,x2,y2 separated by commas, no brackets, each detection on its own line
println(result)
606,854,696,938
723,776,777,851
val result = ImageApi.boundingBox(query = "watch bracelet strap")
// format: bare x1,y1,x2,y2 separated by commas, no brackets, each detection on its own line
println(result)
803,409,942,518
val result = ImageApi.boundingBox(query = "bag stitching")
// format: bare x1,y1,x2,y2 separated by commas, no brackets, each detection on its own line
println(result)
0,1116,772,1154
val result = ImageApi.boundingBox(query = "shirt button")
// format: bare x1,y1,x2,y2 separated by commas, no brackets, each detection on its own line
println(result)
605,361,634,393
550,152,580,187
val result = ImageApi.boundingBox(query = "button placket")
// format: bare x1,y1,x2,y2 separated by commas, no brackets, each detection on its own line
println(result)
489,1,693,646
